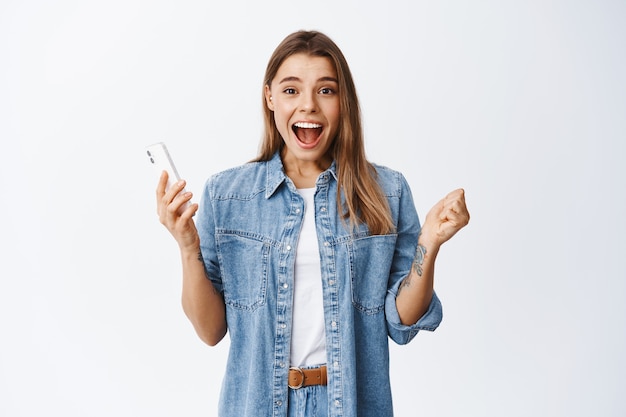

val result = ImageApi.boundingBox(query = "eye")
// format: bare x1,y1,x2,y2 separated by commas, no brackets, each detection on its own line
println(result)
283,88,297,95
319,87,335,95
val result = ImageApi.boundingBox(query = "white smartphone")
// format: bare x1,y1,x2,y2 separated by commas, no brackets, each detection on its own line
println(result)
146,142,191,213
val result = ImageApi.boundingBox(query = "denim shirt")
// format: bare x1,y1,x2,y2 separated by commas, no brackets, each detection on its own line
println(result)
197,152,443,417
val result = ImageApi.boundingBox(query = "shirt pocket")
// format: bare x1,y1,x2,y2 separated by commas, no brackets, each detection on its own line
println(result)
216,232,269,311
349,234,397,314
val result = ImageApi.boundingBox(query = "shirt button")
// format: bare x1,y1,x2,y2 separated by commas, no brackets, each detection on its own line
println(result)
328,280,335,286
324,242,330,247
286,245,292,251
281,324,287,329
276,400,283,406
334,361,339,367
295,208,301,214
279,362,285,368
331,321,337,328
335,400,341,407
320,207,327,212
283,283,288,289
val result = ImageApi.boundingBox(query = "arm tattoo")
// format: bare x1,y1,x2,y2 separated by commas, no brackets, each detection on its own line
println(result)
413,244,427,277
398,275,412,295
398,244,426,294
398,244,428,295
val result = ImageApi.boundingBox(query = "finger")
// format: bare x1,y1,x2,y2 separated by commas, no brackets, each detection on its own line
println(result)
429,198,446,222
444,189,467,210
446,198,463,214
445,203,470,228
440,204,469,227
443,189,465,208
444,188,464,203
167,190,193,215
156,170,168,198
180,202,200,221
156,171,169,216
430,189,468,223
159,192,193,230
164,179,187,203
448,188,465,199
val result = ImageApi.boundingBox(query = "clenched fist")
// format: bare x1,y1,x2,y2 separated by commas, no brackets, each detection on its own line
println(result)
419,188,470,250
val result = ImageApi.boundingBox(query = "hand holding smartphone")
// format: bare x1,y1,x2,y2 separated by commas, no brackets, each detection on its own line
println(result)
146,142,191,214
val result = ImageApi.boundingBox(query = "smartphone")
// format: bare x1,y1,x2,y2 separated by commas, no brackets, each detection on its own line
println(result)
146,142,191,213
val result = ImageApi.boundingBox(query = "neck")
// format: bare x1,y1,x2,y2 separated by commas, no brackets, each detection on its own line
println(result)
281,150,331,189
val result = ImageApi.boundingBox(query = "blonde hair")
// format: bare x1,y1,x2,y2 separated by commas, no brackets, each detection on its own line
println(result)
254,31,393,235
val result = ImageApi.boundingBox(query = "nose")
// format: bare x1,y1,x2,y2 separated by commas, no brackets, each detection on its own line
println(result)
299,90,318,113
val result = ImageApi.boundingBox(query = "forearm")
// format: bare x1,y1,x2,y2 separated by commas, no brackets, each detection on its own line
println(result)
395,240,439,325
395,188,469,326
180,246,227,346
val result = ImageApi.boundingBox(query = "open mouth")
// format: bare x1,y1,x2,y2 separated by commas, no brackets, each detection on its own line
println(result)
292,122,323,147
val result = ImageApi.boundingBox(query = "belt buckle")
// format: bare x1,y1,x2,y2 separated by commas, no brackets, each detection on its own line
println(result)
288,366,305,389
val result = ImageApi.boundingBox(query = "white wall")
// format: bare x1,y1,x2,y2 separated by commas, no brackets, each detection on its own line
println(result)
1,1,625,416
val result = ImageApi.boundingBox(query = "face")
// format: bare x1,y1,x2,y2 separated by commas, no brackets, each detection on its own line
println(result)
265,53,340,171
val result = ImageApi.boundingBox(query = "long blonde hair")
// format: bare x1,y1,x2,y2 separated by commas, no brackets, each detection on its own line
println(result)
254,31,393,235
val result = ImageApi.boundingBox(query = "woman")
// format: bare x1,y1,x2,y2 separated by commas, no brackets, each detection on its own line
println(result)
157,30,469,417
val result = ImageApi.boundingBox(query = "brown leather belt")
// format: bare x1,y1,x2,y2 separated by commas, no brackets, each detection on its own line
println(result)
288,365,327,389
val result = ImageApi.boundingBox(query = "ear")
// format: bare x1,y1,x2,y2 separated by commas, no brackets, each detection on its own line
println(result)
264,85,274,111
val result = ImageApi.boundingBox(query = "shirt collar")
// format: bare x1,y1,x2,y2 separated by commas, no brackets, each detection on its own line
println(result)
264,152,338,199
265,152,287,199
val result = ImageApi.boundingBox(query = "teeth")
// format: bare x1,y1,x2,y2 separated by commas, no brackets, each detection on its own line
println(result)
294,122,322,129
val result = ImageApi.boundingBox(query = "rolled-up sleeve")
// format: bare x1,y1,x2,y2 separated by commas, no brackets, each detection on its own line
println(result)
386,289,443,345
196,176,223,294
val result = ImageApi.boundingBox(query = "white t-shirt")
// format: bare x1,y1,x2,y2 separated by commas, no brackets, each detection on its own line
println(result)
290,187,327,367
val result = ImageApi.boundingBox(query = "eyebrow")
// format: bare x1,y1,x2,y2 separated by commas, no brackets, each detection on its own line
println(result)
278,76,339,84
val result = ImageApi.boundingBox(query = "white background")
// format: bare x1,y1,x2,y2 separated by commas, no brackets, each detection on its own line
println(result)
1,1,625,416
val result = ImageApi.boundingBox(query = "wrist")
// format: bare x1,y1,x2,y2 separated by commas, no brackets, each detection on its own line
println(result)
180,240,201,259
417,229,441,255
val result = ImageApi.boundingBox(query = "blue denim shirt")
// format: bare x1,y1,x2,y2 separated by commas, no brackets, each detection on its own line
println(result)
197,152,443,417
